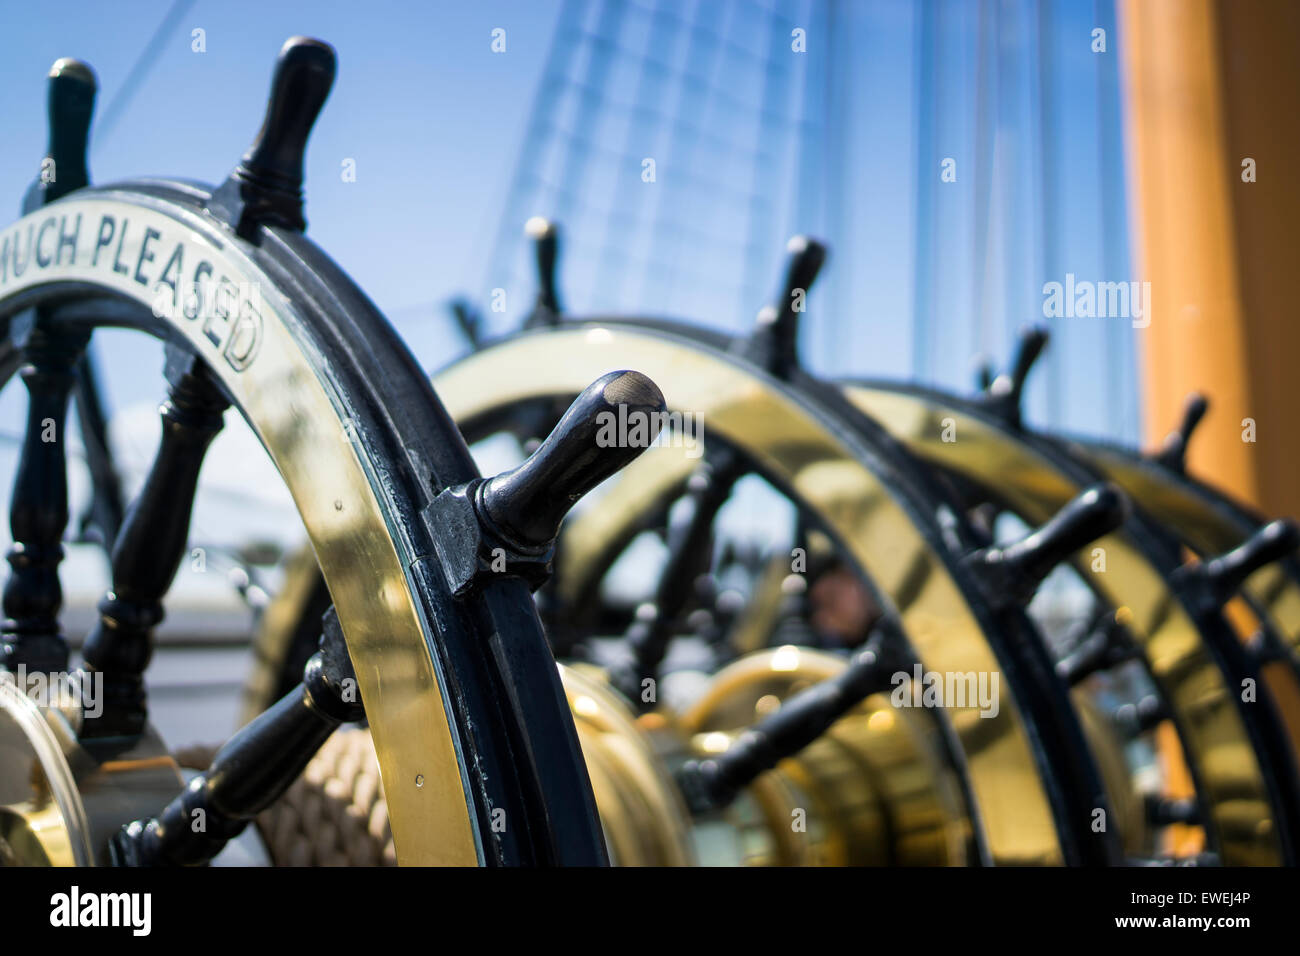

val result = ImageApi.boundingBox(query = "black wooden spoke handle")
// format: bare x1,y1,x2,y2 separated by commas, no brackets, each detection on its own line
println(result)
1178,518,1300,610
209,36,335,236
80,347,229,737
430,370,667,595
1153,393,1208,473
110,607,362,866
480,369,666,549
981,325,1048,428
745,235,827,379
965,482,1129,608
677,623,908,813
525,217,562,322
1,57,101,674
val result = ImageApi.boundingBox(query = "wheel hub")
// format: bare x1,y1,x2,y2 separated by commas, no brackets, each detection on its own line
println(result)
0,678,180,865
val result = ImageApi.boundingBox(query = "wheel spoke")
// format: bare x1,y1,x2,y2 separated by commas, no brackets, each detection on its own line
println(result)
977,324,1048,428
620,446,744,696
111,606,361,866
0,324,89,673
677,619,909,812
1,57,97,675
1178,518,1300,610
522,217,562,328
615,236,827,689
962,483,1128,608
1056,607,1141,685
1152,393,1208,473
79,346,229,736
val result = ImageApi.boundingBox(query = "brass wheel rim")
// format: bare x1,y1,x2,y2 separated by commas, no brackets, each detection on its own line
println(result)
844,384,1288,865
435,324,1071,864
0,192,480,864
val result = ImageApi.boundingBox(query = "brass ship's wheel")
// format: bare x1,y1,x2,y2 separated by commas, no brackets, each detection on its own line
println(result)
504,236,1300,866
248,236,1193,866
839,327,1300,865
0,39,662,866
245,233,1299,867
1070,396,1300,674
10,40,1291,869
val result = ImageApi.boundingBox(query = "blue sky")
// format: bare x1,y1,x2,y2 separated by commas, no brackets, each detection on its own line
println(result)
474,0,1138,441
0,0,572,586
0,0,1138,431
0,0,1141,563
0,0,563,407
